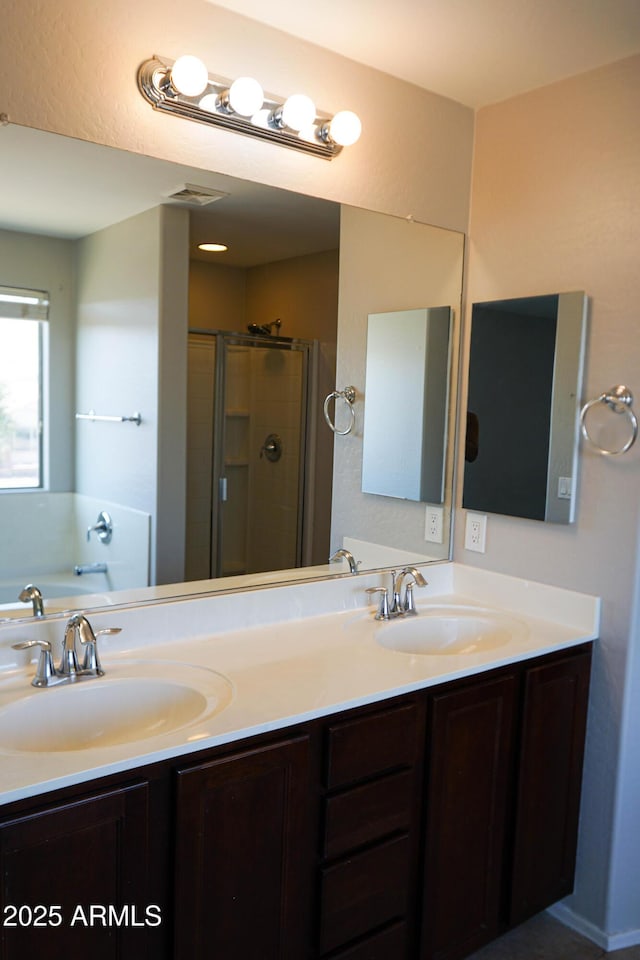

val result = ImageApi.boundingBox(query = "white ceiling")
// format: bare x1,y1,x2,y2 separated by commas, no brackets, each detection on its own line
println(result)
208,0,640,107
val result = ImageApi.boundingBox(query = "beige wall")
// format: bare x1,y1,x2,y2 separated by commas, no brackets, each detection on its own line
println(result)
76,205,189,585
332,206,464,564
459,54,640,942
188,249,339,565
2,0,473,234
190,261,247,331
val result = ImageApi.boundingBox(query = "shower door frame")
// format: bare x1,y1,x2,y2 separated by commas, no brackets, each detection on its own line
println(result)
189,329,317,580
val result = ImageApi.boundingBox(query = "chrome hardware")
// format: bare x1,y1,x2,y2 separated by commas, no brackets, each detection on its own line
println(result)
11,639,55,687
384,567,429,618
366,586,390,620
76,410,142,425
60,615,82,677
329,548,360,575
323,386,356,435
74,562,108,576
580,385,638,456
395,566,428,615
86,510,113,543
260,433,282,462
247,319,281,336
18,583,44,617
12,616,121,688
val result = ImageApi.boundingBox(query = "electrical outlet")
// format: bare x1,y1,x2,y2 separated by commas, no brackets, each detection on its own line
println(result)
424,505,444,544
464,512,487,553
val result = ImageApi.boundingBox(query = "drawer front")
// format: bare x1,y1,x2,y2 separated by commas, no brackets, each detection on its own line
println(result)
326,702,419,788
329,921,408,960
324,770,413,859
319,834,411,954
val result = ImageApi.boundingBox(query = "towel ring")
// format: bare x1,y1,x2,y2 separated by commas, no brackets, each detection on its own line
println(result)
580,385,638,456
324,386,356,435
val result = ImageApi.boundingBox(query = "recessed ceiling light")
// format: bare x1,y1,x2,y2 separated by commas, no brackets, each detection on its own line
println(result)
198,242,228,253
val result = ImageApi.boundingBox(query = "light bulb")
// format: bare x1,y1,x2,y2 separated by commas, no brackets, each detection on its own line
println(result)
328,110,362,147
199,93,219,113
228,77,264,117
170,56,209,97
198,243,228,253
281,94,316,132
251,108,271,129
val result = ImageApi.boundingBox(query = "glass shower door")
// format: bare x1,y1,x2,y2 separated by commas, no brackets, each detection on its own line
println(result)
217,336,308,578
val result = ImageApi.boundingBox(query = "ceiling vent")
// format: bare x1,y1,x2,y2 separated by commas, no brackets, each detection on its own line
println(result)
164,183,229,206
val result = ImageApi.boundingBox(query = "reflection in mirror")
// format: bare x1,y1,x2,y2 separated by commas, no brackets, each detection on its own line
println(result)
0,125,464,622
463,291,587,523
362,307,451,502
330,206,464,569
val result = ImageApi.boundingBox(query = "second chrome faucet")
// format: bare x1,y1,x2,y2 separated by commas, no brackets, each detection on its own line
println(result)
12,614,121,688
366,567,428,620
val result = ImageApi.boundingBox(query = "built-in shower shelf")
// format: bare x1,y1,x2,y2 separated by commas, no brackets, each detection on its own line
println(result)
225,409,250,418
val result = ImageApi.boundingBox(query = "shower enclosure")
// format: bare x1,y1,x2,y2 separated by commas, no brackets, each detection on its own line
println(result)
186,329,317,581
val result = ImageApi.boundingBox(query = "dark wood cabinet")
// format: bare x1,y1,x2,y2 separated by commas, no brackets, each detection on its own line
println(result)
0,644,592,960
0,781,156,960
420,672,518,960
319,698,426,958
509,648,592,924
173,734,314,960
418,645,592,960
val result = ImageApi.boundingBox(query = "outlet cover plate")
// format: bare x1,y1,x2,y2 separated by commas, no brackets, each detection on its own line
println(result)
464,512,487,553
424,505,444,544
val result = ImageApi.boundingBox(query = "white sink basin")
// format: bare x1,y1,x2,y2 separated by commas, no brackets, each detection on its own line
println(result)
0,660,234,753
375,605,527,655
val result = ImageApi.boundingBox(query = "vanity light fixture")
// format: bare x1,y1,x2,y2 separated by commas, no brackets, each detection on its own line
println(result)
138,55,362,159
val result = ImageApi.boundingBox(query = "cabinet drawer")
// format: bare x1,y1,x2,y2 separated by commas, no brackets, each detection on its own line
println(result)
330,921,408,960
326,702,419,788
319,834,411,954
324,770,413,859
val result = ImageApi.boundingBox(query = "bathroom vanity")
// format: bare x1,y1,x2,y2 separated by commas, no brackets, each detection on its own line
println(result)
0,565,598,960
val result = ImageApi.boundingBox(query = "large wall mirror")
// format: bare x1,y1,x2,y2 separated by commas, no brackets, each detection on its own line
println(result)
0,124,464,622
463,292,587,523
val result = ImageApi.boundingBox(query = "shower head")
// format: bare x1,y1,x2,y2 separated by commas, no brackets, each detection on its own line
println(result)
247,319,282,336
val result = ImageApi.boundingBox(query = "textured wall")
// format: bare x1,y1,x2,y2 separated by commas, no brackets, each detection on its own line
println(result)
458,55,640,943
0,0,473,234
332,206,464,564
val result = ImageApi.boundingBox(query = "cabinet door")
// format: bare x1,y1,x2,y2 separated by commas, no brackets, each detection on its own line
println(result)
0,781,153,960
174,734,313,960
509,649,591,924
420,672,517,960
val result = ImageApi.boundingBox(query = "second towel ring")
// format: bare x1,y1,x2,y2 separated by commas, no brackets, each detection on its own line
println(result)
580,385,638,456
324,386,356,435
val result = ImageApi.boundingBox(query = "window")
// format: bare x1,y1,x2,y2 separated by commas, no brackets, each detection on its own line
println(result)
0,285,48,489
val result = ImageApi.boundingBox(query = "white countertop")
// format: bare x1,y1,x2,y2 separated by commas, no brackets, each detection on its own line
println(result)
0,563,600,806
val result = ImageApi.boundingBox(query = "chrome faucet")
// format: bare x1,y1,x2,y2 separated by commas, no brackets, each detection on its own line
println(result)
366,567,428,620
18,583,44,617
393,567,428,615
329,548,360,575
12,614,121,688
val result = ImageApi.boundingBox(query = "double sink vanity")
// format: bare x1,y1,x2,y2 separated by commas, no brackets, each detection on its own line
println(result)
0,562,598,960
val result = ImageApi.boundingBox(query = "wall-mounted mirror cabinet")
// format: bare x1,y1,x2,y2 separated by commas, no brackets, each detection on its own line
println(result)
362,307,451,502
463,291,588,523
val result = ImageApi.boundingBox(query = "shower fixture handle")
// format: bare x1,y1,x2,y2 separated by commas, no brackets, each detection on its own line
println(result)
260,433,282,462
